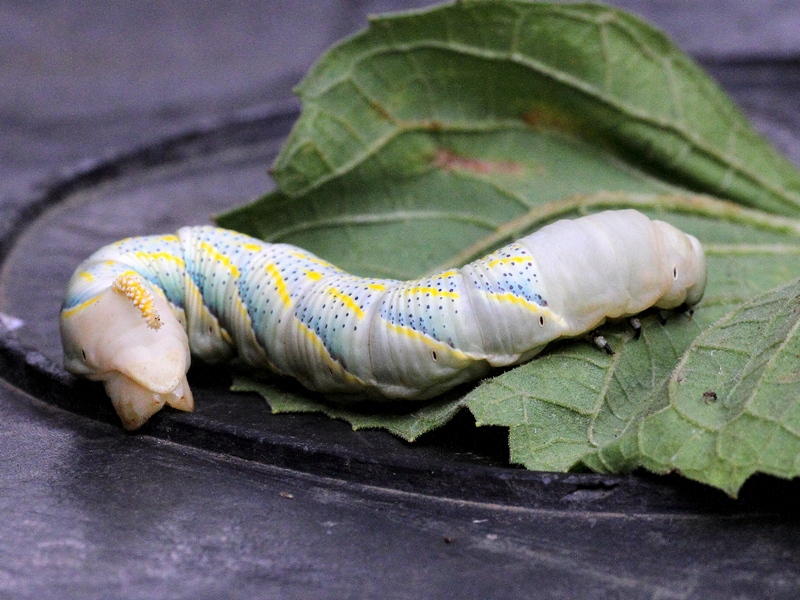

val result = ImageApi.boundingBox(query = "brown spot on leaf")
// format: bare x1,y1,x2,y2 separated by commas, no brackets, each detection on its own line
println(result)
522,105,573,132
777,370,800,384
427,120,443,132
433,148,524,175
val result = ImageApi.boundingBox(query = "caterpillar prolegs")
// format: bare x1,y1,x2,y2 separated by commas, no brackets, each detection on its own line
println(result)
60,209,707,430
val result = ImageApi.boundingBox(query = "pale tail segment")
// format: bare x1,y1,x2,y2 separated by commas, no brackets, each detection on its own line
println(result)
60,210,707,429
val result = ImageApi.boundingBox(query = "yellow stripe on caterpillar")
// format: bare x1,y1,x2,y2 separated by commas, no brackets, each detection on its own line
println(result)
327,287,366,319
198,241,241,277
134,250,185,267
265,263,292,306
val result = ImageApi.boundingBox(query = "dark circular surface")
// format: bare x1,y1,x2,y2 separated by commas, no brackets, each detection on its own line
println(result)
0,104,694,507
1,96,798,512
2,3,800,599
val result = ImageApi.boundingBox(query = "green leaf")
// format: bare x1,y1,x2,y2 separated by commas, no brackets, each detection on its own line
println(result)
215,1,800,493
465,206,800,493
466,311,706,473
221,0,800,278
231,374,463,442
640,278,800,496
270,0,800,215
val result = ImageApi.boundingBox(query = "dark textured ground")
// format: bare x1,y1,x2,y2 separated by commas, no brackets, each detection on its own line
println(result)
1,2,799,598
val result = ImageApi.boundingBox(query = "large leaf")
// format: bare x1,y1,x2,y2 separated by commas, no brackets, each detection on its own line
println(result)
640,278,800,496
458,201,800,497
561,276,800,497
216,1,800,494
221,0,800,277
271,0,800,215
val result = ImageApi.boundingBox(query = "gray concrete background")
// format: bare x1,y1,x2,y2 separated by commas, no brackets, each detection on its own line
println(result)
1,2,800,598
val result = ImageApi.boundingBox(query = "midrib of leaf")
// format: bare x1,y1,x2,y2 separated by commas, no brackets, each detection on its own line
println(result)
429,192,800,272
283,8,799,210
704,244,800,255
265,210,502,243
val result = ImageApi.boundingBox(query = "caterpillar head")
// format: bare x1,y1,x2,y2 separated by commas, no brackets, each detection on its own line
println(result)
655,222,708,308
60,275,193,430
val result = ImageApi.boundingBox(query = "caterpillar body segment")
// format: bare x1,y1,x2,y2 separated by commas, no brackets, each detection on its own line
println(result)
60,210,707,429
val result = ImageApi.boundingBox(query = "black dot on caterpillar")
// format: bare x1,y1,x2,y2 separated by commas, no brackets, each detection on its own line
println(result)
60,209,707,430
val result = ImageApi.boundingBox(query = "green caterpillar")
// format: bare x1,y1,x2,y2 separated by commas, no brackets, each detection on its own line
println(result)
60,209,707,430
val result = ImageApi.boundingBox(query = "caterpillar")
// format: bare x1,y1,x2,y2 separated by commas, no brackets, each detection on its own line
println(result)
60,209,707,430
